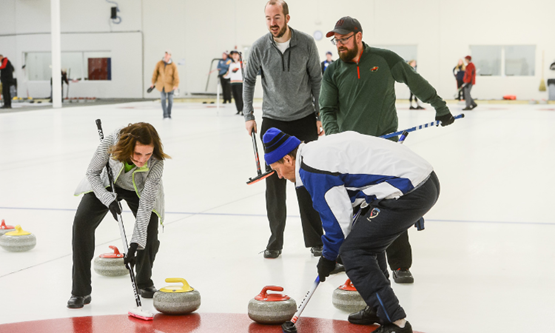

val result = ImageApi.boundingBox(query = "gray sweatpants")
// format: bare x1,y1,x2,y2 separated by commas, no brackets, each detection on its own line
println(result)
464,84,475,108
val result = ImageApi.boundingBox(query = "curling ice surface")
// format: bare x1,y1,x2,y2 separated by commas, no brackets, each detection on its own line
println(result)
1,102,555,333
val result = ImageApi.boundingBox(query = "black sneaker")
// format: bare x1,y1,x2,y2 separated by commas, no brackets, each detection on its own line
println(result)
139,286,157,298
416,105,425,110
471,103,478,109
409,106,416,110
311,246,323,257
330,263,346,275
373,321,413,333
348,306,381,325
264,249,281,259
392,269,414,284
67,294,92,309
462,106,473,110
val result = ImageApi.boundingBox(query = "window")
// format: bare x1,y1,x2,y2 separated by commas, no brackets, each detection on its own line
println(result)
470,45,535,77
470,46,502,76
505,45,535,76
24,51,112,81
26,52,52,81
373,45,418,63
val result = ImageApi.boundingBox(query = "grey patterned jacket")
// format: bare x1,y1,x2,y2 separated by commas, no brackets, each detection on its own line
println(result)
74,130,165,249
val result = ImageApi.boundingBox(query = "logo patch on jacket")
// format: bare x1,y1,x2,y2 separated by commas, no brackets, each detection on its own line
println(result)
367,208,380,220
370,66,379,72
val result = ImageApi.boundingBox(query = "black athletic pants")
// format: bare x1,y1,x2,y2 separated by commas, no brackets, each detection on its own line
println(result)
1,82,11,107
340,172,440,323
230,83,243,112
261,114,323,250
71,187,160,297
219,75,232,103
456,79,464,100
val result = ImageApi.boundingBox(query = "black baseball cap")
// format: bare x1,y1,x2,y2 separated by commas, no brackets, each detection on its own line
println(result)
326,16,363,38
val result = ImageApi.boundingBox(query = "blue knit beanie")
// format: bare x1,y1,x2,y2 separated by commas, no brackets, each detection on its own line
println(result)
263,128,301,165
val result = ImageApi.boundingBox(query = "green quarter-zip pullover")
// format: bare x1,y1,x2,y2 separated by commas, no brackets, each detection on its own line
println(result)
320,43,449,136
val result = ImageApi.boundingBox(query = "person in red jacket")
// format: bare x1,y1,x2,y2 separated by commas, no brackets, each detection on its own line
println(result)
0,55,15,109
462,55,477,110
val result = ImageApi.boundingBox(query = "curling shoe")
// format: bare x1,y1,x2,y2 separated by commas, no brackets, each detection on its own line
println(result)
330,263,346,274
264,249,281,259
139,286,157,298
311,246,323,257
393,269,414,284
348,306,381,325
373,321,413,333
67,295,92,309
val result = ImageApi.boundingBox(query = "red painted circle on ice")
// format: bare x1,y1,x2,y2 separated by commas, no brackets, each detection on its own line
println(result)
0,313,425,333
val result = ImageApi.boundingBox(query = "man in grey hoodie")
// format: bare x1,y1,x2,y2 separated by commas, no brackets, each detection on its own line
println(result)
243,0,325,259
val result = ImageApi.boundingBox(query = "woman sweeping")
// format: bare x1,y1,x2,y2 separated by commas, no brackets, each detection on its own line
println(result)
68,122,169,309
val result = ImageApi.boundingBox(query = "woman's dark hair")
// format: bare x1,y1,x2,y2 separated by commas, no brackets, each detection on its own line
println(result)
110,122,170,163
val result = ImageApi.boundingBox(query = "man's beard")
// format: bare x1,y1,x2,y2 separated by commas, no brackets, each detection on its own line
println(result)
338,43,359,62
270,24,287,38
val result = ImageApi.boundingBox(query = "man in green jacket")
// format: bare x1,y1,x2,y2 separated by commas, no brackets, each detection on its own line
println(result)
319,16,454,329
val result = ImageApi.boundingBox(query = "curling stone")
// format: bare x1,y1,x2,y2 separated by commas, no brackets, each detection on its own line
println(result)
0,225,36,252
93,246,128,277
332,279,366,313
0,220,15,236
248,286,296,325
153,278,201,315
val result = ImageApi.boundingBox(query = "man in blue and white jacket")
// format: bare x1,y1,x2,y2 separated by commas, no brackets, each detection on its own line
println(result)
263,127,441,333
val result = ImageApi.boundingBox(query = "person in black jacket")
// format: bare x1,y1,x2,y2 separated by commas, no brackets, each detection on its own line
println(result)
321,51,334,74
0,55,15,109
49,69,70,103
453,59,466,101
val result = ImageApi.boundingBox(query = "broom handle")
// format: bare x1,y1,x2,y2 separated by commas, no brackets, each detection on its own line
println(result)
542,50,545,80
381,114,464,139
290,276,320,324
251,132,262,176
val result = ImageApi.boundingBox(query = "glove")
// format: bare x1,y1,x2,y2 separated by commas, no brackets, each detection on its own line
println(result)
124,243,138,267
317,256,337,282
436,113,455,127
108,200,121,222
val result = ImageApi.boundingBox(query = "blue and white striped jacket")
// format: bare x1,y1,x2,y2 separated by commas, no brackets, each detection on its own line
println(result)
295,131,433,261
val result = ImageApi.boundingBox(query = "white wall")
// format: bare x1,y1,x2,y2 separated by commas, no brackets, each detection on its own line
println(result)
1,0,554,100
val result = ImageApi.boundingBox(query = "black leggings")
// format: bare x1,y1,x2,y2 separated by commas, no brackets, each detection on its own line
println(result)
71,187,160,296
409,92,418,104
219,76,231,103
2,82,11,107
231,83,243,112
